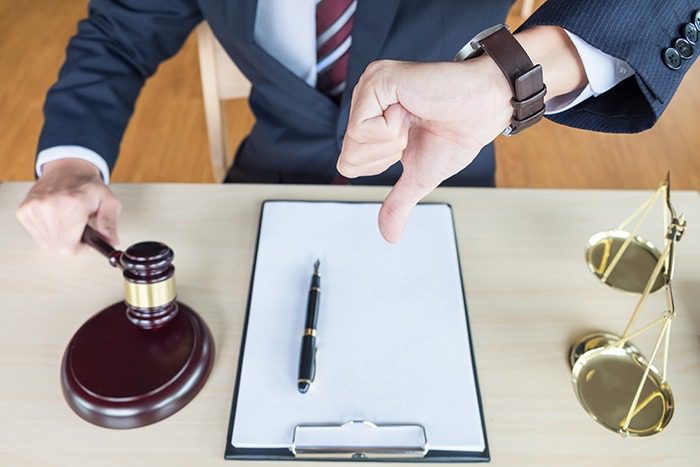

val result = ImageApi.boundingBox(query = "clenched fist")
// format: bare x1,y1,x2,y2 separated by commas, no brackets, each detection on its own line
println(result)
338,57,512,242
16,158,121,254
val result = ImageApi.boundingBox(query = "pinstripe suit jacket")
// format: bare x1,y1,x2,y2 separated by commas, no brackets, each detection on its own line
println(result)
37,0,698,186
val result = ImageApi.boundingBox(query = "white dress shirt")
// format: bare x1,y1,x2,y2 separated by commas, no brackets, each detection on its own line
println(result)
36,0,634,183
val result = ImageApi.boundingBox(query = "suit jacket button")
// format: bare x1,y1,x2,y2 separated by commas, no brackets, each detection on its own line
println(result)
695,10,700,30
663,47,682,69
683,23,698,44
674,38,694,59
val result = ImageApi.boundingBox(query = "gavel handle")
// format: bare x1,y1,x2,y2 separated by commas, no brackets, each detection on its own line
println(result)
82,225,123,268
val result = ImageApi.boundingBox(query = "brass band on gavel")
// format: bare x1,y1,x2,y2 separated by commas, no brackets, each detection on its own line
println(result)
123,277,177,309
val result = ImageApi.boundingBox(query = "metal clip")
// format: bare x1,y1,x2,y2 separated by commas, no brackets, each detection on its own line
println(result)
291,421,428,459
666,217,687,242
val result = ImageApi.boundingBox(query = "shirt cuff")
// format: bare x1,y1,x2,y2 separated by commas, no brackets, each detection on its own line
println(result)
36,146,111,184
545,30,635,115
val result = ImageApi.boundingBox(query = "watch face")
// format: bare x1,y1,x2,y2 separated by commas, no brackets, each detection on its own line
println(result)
454,24,507,61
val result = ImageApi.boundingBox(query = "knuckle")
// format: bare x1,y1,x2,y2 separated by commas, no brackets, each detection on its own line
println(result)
15,204,29,221
364,61,382,76
361,61,390,88
18,197,55,221
365,59,393,77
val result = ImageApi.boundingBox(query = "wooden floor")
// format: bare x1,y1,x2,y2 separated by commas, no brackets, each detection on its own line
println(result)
1,0,698,190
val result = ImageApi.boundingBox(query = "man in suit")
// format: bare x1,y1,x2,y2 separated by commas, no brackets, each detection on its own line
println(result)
16,0,699,251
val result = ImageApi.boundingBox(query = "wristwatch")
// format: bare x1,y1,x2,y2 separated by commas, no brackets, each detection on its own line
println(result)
455,24,546,136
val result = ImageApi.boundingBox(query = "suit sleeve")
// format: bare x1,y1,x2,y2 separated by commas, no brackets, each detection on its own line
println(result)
520,0,699,133
37,0,203,171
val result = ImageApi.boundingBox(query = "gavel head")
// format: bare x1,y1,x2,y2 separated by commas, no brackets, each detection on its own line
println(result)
119,241,178,330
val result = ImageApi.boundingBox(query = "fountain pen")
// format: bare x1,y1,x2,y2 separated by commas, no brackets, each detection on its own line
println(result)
298,260,321,393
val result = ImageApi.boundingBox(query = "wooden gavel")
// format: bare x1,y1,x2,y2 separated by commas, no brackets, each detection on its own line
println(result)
61,225,215,429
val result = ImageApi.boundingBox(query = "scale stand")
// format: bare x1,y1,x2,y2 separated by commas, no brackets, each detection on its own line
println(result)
570,174,686,437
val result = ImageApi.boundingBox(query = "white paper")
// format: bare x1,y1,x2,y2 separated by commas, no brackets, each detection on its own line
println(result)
231,202,485,452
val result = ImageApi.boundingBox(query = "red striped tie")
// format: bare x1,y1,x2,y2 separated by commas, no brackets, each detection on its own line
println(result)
316,0,356,102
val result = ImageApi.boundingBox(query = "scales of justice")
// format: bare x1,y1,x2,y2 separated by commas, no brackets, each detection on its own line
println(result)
60,226,215,429
570,175,686,436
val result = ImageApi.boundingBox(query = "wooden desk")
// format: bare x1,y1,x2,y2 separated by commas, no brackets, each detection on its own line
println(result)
1,182,698,466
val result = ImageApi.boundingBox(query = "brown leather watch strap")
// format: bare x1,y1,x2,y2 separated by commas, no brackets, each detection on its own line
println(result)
472,26,546,135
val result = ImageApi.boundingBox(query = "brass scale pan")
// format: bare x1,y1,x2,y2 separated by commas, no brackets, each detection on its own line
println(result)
571,230,673,436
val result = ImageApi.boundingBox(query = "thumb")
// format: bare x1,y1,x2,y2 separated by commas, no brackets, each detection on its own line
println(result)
94,194,122,246
378,173,434,243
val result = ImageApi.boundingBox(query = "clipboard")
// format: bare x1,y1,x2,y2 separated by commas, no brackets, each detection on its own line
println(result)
225,201,490,462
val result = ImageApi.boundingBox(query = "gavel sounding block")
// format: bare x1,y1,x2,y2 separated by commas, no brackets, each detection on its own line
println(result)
61,241,214,429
